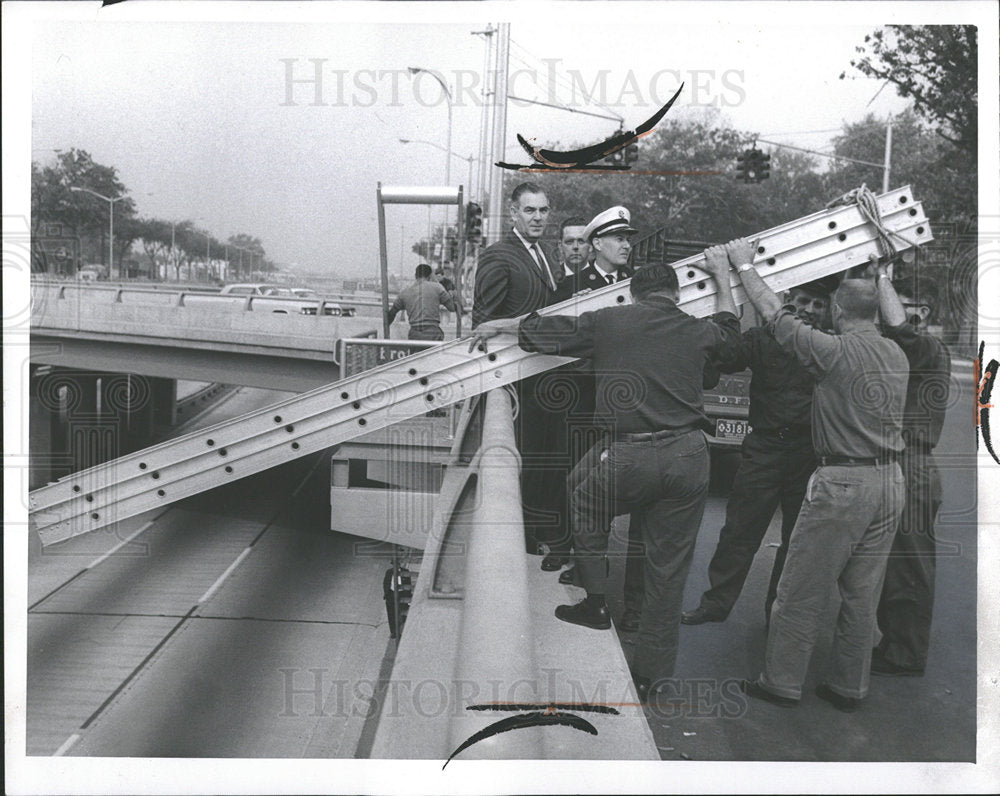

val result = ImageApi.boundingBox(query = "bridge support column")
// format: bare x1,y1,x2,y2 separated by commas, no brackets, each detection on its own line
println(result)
29,366,61,489
150,377,177,430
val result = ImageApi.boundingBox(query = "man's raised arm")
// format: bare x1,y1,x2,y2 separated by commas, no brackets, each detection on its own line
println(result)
725,237,782,321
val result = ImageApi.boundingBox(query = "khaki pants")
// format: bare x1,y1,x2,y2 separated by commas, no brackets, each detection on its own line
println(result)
760,462,905,700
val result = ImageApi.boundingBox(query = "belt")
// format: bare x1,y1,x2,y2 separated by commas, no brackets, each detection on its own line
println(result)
758,425,811,440
817,452,900,467
619,426,699,443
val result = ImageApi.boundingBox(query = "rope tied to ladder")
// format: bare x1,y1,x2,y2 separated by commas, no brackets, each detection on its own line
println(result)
826,184,914,264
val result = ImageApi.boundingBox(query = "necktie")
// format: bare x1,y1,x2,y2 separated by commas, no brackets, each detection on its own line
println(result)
606,272,616,286
531,244,557,292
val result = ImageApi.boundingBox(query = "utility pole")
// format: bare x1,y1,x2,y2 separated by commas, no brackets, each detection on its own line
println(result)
486,23,510,245
882,117,893,194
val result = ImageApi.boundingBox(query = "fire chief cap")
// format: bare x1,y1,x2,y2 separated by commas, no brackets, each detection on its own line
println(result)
583,206,638,241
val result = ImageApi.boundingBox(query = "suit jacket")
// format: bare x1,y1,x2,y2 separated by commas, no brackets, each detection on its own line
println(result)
472,232,560,327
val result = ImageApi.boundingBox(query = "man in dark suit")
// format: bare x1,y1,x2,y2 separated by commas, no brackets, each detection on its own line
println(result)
552,216,591,303
472,182,565,556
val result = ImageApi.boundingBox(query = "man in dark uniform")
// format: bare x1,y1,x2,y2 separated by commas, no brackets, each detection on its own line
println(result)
470,242,743,696
576,208,635,290
472,182,564,555
681,277,837,626
873,267,951,677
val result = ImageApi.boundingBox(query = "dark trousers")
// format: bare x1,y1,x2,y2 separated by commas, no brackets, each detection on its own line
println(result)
876,450,942,671
569,431,710,681
565,438,643,609
407,325,444,341
515,372,572,553
699,430,815,619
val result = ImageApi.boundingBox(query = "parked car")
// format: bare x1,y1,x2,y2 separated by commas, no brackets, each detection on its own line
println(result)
292,286,357,316
218,283,354,316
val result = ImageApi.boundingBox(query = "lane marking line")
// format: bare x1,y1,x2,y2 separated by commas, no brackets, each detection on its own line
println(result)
86,519,156,570
197,547,252,605
53,733,80,756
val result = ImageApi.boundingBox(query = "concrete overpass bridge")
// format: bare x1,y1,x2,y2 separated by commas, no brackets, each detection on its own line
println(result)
29,281,388,391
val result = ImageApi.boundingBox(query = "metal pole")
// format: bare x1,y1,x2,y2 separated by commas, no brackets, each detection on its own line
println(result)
487,24,510,245
376,183,392,337
455,187,465,338
882,118,893,194
109,198,115,279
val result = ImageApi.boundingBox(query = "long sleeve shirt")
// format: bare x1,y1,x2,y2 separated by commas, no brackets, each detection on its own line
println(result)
517,296,742,435
715,326,815,432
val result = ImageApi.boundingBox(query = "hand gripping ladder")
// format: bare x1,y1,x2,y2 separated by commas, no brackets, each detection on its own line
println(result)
30,186,933,545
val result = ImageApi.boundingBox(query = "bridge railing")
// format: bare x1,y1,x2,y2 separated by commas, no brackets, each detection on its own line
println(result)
369,388,657,762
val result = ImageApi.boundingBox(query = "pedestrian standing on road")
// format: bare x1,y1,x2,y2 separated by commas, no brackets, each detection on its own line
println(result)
727,237,909,713
472,182,566,557
873,267,951,678
681,277,838,627
387,263,456,341
469,245,743,699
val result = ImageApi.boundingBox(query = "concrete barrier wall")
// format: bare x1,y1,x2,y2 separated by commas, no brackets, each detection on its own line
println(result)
369,390,658,762
30,283,379,359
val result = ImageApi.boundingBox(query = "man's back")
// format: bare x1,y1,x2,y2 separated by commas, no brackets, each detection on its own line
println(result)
395,279,451,326
519,296,741,434
774,315,908,457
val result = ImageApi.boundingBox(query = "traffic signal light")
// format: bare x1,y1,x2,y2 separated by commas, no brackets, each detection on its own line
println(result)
758,152,771,180
624,143,639,166
465,202,482,241
736,151,748,182
446,235,458,263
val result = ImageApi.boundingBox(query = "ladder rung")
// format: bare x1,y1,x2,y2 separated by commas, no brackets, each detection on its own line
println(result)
29,187,932,546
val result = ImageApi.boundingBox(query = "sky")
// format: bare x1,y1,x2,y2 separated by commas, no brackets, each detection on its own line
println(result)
21,4,939,280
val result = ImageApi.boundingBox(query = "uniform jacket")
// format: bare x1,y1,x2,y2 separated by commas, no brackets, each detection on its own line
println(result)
472,232,560,327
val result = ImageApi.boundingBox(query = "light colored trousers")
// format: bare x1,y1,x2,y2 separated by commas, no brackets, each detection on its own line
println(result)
759,461,905,700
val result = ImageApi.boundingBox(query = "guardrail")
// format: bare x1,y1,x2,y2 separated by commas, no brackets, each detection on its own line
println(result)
369,389,657,762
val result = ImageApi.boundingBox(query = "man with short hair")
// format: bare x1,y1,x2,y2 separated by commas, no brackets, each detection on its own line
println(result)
681,277,837,627
471,243,743,696
576,211,635,291
728,237,908,712
552,216,591,302
473,182,564,555
387,263,456,341
873,268,951,677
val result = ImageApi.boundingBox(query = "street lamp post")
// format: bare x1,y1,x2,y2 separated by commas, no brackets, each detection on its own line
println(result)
399,138,478,265
407,67,454,250
69,186,128,279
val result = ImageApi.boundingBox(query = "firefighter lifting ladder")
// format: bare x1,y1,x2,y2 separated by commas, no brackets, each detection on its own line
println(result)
30,185,933,546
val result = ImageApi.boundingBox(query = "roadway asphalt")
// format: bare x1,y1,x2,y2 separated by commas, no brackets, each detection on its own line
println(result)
600,361,978,762
27,386,393,758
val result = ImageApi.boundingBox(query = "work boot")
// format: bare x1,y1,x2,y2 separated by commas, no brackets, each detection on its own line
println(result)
555,595,611,630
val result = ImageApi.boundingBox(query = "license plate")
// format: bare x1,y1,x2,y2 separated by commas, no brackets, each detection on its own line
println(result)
714,418,751,444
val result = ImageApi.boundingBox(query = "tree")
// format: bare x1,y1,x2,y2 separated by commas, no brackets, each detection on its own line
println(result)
826,109,977,350
499,114,826,250
31,149,137,276
843,26,977,152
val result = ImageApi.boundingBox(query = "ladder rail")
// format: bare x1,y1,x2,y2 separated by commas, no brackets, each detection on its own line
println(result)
30,187,933,545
